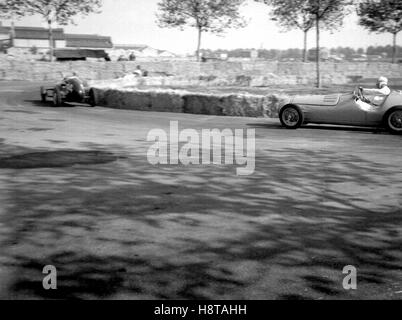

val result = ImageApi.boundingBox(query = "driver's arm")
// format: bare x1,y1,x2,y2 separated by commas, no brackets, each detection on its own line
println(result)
361,87,391,95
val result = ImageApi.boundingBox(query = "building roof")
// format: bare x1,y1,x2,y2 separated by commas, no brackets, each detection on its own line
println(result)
0,27,113,49
0,26,65,40
0,26,10,35
157,49,176,56
114,44,153,51
65,34,113,49
8,27,65,40
54,48,108,60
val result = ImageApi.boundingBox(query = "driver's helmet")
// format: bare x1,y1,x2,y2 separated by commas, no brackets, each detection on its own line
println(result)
377,76,388,88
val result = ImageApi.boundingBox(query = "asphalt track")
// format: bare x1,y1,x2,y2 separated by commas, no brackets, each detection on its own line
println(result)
0,81,401,300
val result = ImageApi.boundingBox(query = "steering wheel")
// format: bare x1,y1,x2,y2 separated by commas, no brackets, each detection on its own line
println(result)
353,86,360,99
354,86,365,100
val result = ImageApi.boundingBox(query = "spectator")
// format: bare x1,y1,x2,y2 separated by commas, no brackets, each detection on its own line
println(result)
118,55,128,62
133,65,144,77
129,52,136,61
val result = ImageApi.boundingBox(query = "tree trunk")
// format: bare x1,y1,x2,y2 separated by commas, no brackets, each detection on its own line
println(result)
10,20,15,47
196,27,202,62
303,30,308,62
392,32,398,64
48,20,54,62
316,14,321,88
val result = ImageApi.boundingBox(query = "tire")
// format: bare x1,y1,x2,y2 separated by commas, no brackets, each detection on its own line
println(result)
384,108,402,135
88,89,97,107
279,105,304,129
53,87,62,107
40,87,47,103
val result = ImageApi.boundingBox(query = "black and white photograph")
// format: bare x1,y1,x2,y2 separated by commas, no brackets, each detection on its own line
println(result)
0,0,401,305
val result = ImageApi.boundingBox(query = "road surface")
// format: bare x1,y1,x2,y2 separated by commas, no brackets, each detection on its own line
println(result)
0,81,401,300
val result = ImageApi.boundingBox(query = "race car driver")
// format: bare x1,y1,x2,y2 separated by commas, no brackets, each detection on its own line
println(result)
360,76,391,106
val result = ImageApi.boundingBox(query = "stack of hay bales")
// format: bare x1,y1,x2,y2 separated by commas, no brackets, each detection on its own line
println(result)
91,86,288,118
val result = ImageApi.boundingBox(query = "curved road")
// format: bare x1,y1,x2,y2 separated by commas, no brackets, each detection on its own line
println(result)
0,81,401,300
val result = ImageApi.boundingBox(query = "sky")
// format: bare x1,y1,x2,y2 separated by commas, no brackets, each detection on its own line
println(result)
2,0,398,54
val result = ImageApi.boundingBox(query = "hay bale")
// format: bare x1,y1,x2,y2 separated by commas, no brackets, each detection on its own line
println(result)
220,94,265,117
99,89,152,111
183,94,225,115
150,91,184,113
264,94,289,118
90,86,288,119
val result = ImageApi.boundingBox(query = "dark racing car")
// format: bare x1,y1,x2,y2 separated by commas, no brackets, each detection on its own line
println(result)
40,76,97,107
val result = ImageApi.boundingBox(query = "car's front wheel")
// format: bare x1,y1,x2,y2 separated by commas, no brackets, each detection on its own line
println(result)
279,105,304,129
385,108,402,135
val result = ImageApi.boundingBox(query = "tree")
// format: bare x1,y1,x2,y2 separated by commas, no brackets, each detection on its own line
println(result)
0,0,11,18
358,0,402,63
310,0,352,87
156,0,247,61
0,0,7,17
10,0,102,61
257,0,315,62
258,0,351,87
0,0,22,47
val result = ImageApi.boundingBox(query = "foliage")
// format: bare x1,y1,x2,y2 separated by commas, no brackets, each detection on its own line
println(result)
6,0,103,25
358,0,402,62
358,0,402,35
157,0,247,60
157,0,247,33
257,0,351,32
0,0,20,18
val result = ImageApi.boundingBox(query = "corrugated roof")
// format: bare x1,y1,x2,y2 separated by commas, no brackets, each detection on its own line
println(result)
14,27,65,40
0,26,113,49
0,26,10,34
55,49,108,59
114,44,148,51
0,26,65,39
65,34,113,48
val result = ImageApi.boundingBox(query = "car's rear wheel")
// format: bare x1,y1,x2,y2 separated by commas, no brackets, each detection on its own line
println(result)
53,87,62,107
280,105,304,129
40,87,47,103
385,108,402,134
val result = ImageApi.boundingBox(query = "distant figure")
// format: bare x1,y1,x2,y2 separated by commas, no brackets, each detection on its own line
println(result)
118,55,128,62
129,52,136,61
133,65,144,77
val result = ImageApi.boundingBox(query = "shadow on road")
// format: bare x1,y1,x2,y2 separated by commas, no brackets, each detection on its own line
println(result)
0,141,401,299
247,122,388,134
24,100,91,109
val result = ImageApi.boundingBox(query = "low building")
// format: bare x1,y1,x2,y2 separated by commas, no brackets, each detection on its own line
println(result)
1,26,65,48
54,48,110,61
113,44,167,58
307,48,330,61
0,24,113,56
157,49,177,58
0,23,9,41
65,34,113,49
